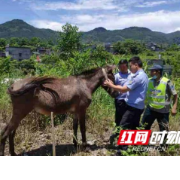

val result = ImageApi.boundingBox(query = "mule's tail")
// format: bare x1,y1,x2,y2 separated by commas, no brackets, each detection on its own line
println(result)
7,77,56,97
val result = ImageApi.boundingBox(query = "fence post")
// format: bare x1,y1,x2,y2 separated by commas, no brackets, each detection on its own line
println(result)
51,112,56,156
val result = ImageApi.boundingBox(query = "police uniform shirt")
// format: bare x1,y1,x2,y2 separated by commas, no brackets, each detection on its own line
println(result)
125,69,149,110
115,70,131,100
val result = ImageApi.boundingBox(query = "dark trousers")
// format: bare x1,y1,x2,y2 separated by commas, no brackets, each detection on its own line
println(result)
119,105,144,130
142,105,169,131
115,99,127,127
110,99,127,144
118,104,144,151
115,100,144,130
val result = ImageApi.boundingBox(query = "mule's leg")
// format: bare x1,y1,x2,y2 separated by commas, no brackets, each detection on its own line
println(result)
9,130,16,156
0,117,21,156
73,116,78,147
0,126,8,156
0,121,18,156
0,106,33,156
78,111,87,146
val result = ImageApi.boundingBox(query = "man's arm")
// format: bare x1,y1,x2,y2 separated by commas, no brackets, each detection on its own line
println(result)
107,83,130,93
167,81,178,116
172,94,178,116
104,75,142,93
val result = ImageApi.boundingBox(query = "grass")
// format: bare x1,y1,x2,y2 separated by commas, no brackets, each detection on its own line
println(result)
1,87,179,156
0,51,180,156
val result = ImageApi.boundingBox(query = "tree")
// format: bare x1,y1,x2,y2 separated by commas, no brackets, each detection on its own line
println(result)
90,45,113,66
113,39,146,55
0,57,12,74
47,40,54,47
113,41,126,54
58,23,82,59
9,37,19,46
18,38,29,46
167,44,180,51
18,59,36,75
0,38,6,48
30,37,41,47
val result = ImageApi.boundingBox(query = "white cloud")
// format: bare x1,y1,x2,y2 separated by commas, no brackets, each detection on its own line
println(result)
77,10,180,33
29,0,180,11
30,20,63,31
136,0,180,8
12,0,34,2
10,0,180,34
136,1,168,8
30,10,180,33
61,14,105,25
175,27,180,31
31,0,124,11
14,0,180,12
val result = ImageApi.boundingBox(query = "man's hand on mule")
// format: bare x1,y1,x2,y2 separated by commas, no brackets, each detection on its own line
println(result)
104,79,114,87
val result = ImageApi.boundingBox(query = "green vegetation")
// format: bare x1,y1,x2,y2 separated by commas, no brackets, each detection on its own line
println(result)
1,19,180,44
0,23,180,156
0,37,55,52
113,39,146,54
0,19,58,42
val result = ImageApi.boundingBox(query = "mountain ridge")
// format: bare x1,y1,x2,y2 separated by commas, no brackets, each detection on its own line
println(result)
0,19,180,44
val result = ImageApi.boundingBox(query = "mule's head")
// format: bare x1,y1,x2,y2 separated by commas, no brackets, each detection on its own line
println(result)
101,65,119,98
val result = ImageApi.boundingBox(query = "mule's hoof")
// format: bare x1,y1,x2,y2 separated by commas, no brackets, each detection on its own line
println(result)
82,142,90,146
74,143,81,151
0,151,4,156
84,146,91,152
11,152,17,156
82,142,88,148
81,143,90,152
74,144,77,148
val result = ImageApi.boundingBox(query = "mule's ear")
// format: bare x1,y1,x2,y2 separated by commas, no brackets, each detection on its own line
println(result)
105,64,117,72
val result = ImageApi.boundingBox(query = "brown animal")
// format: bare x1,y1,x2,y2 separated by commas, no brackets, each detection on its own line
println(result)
0,65,117,156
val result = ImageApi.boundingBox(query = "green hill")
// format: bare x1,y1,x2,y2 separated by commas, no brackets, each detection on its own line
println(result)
81,27,174,44
0,19,180,44
0,19,58,41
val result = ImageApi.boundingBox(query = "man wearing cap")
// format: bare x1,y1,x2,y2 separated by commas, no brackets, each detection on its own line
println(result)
110,59,131,144
142,64,178,131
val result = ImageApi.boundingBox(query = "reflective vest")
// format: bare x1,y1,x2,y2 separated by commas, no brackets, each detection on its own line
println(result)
147,77,170,109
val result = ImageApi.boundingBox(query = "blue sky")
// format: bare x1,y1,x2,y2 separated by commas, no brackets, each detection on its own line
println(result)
0,0,180,33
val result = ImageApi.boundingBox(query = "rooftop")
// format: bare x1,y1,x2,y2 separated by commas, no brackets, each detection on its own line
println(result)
6,46,31,49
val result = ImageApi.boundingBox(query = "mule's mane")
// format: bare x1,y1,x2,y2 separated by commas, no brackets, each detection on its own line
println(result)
76,67,101,79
